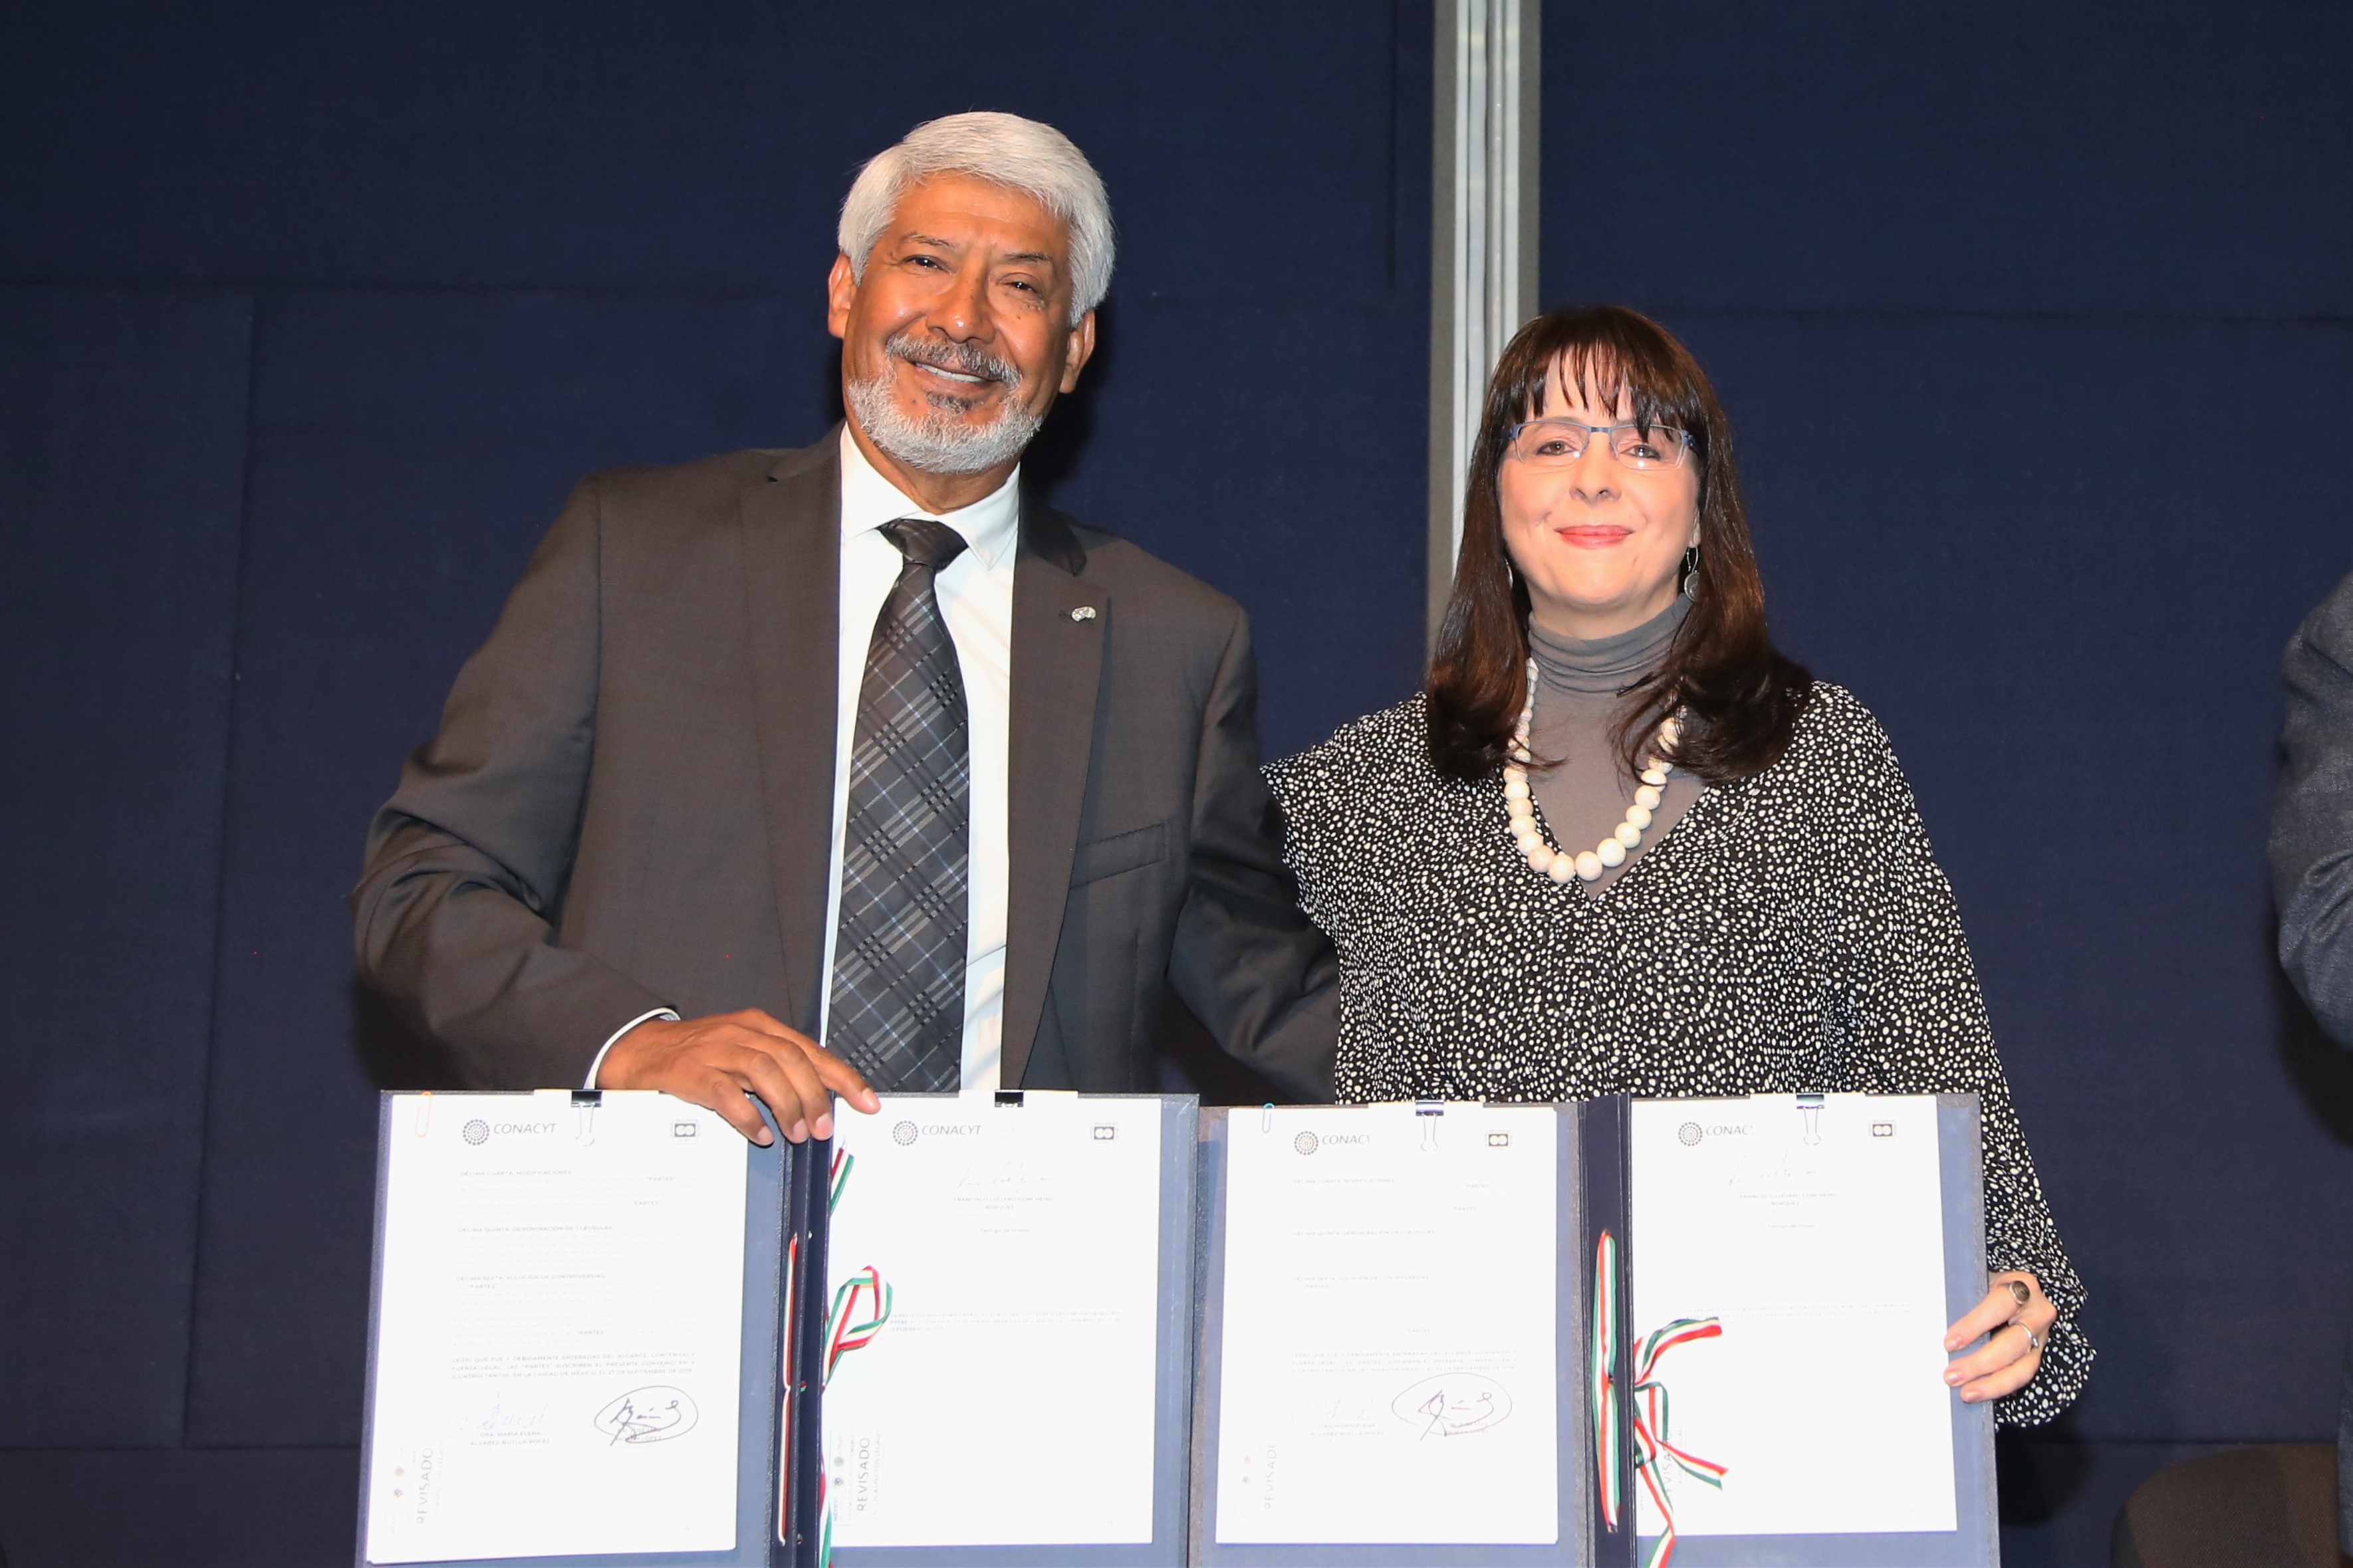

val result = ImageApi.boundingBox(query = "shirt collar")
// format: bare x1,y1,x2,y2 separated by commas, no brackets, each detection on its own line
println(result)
836,425,1021,570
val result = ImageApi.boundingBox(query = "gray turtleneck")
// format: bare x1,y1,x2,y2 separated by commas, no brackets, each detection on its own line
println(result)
1525,597,1702,891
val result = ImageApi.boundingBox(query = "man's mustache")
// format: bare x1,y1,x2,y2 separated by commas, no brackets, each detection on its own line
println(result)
886,332,1023,388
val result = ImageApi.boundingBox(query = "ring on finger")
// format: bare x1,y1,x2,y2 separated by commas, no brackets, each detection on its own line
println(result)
2018,1324,2043,1353
2006,1279,2031,1308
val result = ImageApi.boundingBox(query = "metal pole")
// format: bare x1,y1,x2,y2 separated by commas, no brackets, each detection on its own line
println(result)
1428,0,1540,654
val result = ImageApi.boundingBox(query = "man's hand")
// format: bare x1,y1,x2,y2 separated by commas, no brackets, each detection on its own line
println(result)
599,1009,880,1145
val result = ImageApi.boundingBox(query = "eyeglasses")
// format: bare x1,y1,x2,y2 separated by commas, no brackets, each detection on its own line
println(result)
1505,417,1693,471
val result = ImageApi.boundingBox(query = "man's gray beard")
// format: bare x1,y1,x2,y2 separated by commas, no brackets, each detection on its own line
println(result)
844,369,1044,477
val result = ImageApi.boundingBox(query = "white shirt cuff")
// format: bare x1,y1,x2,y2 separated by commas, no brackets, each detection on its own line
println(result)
585,1008,681,1088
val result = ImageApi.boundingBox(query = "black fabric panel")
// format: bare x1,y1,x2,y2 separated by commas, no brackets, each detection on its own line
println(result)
0,1437,2231,1568
0,1446,354,1567
0,289,251,1446
1996,1437,2251,1568
0,1,1412,309
1539,0,2353,318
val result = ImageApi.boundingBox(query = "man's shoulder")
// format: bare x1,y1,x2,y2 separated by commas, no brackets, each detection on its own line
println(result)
1056,513,1245,633
2290,568,2353,677
584,439,828,520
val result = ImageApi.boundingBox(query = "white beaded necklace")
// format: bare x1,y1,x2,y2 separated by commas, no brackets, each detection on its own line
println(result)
1504,655,1683,885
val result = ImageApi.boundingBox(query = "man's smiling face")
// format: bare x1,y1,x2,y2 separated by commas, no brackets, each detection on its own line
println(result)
828,171,1096,487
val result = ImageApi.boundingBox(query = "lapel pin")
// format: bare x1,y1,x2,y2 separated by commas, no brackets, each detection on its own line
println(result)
1070,606,1097,622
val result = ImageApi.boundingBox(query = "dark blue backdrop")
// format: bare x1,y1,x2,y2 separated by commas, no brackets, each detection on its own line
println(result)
1,4,2346,1565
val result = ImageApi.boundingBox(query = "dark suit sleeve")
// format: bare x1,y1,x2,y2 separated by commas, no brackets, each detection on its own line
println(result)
2272,570,2353,1048
1164,607,1342,1102
350,477,670,1088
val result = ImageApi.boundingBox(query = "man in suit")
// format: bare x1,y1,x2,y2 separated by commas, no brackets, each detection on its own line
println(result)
2271,567,2353,1555
2276,569,2353,1050
352,112,1338,1146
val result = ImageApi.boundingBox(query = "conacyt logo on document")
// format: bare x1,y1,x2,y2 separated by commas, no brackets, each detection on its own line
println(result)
1677,1121,1751,1145
1291,1129,1370,1155
459,1117,557,1145
894,1120,983,1144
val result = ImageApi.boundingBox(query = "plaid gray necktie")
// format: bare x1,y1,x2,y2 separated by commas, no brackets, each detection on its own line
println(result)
828,516,971,1092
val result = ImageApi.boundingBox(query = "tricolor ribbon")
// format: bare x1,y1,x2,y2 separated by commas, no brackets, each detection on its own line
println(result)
779,1230,799,1541
1591,1231,1622,1529
1632,1315,1727,1568
825,1266,892,1383
817,1151,891,1568
828,1147,852,1215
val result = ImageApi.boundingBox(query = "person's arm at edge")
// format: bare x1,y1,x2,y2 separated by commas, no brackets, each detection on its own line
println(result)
350,478,876,1141
1164,605,1342,1103
351,477,676,1090
2271,570,2353,1047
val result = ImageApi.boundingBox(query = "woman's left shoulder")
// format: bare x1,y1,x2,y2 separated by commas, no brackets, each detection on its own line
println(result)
1744,681,1912,804
1773,681,1900,769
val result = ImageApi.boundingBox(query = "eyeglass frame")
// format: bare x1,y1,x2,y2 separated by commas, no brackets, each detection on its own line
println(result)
1503,416,1696,471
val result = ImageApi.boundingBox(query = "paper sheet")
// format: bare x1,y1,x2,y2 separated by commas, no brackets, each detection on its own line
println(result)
1213,1104,1560,1546
822,1092,1166,1548
1631,1095,1957,1539
362,1090,748,1564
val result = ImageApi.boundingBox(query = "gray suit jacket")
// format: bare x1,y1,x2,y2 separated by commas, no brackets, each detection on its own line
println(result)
352,434,1339,1098
2272,568,2353,1048
2269,570,2353,1553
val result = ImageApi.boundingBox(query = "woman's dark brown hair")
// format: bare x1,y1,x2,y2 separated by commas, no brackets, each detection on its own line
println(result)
1425,305,1811,784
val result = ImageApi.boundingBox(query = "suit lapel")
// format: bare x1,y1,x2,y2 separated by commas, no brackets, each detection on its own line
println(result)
739,439,841,1036
1000,498,1100,1087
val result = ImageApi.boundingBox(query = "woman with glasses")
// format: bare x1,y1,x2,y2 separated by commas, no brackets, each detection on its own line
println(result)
1266,305,2088,1422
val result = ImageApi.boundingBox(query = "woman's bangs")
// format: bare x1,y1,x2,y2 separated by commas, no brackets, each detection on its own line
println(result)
1537,333,1699,440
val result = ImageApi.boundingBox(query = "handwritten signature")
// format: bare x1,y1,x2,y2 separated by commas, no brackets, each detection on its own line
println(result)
1390,1372,1513,1438
592,1386,699,1446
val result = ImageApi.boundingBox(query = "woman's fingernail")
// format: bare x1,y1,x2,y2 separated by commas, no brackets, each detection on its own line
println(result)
755,1127,773,1146
1960,1390,1980,1403
1944,1369,1963,1385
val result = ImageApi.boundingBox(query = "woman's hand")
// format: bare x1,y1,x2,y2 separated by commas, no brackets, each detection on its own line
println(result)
1942,1270,2056,1404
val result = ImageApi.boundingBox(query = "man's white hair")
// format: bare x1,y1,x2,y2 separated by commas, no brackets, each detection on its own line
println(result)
838,112,1114,326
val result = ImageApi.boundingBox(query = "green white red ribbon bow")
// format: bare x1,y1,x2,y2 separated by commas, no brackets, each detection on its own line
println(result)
817,1147,893,1568
825,1266,892,1381
1632,1315,1727,1568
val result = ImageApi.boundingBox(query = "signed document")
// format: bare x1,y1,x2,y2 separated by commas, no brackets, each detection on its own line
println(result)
823,1091,1166,1548
1632,1095,1956,1539
363,1091,747,1564
1213,1105,1559,1546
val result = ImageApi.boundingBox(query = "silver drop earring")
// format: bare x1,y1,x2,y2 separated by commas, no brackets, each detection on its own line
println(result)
1681,543,1701,600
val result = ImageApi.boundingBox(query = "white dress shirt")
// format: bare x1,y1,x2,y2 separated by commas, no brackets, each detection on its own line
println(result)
824,427,1018,1091
588,429,1019,1090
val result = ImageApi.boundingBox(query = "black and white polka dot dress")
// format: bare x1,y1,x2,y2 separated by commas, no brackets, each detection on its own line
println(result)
1265,682,2090,1426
